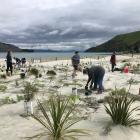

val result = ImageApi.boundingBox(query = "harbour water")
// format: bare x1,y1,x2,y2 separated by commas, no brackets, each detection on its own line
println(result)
0,52,111,60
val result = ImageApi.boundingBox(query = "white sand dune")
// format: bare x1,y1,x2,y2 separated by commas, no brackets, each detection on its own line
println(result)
0,54,140,140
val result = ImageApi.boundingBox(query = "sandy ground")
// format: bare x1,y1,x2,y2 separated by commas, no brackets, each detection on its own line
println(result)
0,54,140,140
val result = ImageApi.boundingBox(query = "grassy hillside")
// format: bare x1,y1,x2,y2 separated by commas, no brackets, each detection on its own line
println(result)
0,42,21,52
113,31,140,45
86,31,140,52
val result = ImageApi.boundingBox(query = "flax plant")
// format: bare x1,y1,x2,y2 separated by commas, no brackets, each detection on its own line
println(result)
31,96,89,140
104,88,140,126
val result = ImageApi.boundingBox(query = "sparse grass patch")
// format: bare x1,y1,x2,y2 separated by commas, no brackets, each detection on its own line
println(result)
69,94,80,104
111,88,129,95
104,88,113,92
127,78,140,85
63,82,83,87
121,59,129,63
0,85,7,92
0,74,7,79
29,68,39,78
0,97,16,106
16,95,24,102
47,70,56,76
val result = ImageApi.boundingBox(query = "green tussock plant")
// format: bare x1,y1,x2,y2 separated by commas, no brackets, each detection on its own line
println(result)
47,70,57,76
20,73,26,79
38,73,42,78
121,59,129,63
30,68,39,78
104,88,140,126
63,79,83,88
111,88,129,95
0,97,16,106
0,74,7,79
30,96,89,140
127,78,140,85
0,85,7,92
22,82,38,102
69,94,80,104
16,95,24,102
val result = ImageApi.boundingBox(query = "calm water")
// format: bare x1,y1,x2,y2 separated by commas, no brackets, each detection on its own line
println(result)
0,52,111,60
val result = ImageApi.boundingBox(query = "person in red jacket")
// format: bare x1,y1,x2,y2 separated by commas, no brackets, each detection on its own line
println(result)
110,52,116,72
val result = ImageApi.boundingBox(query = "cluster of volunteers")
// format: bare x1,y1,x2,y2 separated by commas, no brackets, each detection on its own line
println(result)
4,50,131,94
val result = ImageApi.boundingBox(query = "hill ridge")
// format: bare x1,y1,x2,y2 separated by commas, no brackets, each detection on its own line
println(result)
0,42,21,52
86,31,140,52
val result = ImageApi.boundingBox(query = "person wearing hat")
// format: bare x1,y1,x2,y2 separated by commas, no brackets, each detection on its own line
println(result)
83,65,105,94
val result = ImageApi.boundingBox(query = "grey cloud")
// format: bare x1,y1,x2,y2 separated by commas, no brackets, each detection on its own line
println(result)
0,0,140,50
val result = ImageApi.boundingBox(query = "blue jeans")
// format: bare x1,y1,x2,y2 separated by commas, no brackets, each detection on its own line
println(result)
93,75,104,91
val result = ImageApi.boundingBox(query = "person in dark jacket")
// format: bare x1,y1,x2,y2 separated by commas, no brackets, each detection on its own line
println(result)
6,51,13,75
71,51,80,77
110,52,116,72
21,58,26,67
14,57,21,68
83,66,105,93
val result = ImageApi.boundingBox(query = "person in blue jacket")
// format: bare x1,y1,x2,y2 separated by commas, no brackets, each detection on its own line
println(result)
71,51,80,77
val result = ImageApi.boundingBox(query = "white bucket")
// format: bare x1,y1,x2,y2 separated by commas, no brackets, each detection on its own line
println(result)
24,101,33,115
72,87,77,96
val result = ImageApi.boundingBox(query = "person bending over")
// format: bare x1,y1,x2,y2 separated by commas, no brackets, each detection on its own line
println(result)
83,65,105,94
14,57,21,68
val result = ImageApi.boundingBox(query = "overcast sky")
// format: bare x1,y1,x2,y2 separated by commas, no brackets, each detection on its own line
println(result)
0,0,140,50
